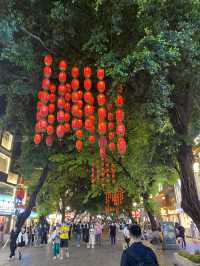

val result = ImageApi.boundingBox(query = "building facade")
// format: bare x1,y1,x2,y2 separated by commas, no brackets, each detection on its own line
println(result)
0,131,18,232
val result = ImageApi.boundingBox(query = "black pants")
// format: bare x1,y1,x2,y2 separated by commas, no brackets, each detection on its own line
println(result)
110,234,116,245
10,242,17,258
41,234,47,244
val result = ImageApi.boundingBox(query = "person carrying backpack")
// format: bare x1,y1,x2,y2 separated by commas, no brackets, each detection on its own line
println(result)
120,224,159,266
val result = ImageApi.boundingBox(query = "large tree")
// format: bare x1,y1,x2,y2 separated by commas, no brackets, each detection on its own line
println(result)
0,0,200,231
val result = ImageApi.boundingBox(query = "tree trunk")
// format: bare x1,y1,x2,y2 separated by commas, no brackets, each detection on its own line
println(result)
61,195,66,223
169,85,200,231
11,163,49,246
177,144,200,230
143,192,158,231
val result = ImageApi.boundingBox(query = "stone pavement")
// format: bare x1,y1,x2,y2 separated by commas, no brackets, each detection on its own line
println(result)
0,240,180,266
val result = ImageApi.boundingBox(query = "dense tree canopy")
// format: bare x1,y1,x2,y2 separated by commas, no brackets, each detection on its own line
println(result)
0,0,200,229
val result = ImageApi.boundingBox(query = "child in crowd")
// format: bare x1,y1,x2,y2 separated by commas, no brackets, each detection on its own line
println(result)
51,227,60,259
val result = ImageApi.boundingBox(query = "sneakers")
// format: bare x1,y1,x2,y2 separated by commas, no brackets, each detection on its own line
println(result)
53,256,57,260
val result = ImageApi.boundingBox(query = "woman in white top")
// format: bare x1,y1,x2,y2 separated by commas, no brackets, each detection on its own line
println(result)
16,227,28,260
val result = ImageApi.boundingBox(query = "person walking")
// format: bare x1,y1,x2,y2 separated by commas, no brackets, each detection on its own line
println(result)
60,222,70,259
51,226,60,259
175,223,186,249
95,221,102,247
41,224,48,245
110,221,117,245
88,223,96,249
0,222,5,245
9,227,17,260
190,221,198,241
16,227,28,260
75,221,82,247
121,224,159,266
82,222,90,247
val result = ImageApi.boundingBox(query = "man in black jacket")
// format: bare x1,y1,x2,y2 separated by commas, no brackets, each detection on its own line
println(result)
121,224,159,266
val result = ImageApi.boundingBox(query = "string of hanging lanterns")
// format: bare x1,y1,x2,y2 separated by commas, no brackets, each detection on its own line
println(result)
34,54,127,157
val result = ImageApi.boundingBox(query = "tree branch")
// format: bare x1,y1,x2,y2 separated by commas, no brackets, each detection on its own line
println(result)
20,27,56,55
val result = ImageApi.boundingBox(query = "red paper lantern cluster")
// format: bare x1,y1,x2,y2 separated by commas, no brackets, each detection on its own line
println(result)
34,55,127,156
83,66,96,145
34,54,54,146
90,157,117,185
104,206,119,215
105,189,124,206
107,103,116,152
97,69,107,157
115,93,126,155
56,60,68,139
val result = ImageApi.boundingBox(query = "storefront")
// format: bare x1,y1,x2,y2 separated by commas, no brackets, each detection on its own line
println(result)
0,182,15,233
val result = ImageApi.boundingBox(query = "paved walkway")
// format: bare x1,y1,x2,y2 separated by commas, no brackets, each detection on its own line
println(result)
0,240,181,266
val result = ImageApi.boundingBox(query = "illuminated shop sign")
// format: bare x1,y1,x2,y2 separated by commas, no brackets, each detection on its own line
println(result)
0,197,15,215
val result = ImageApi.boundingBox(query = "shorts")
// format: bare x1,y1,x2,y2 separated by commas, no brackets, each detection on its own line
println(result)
60,239,68,248
18,241,25,247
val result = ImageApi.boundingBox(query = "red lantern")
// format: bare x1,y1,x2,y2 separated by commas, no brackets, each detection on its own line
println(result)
65,93,71,102
108,131,115,140
76,139,83,152
38,91,43,100
34,134,42,145
116,123,125,137
71,66,79,78
37,101,43,110
84,105,94,116
44,54,53,66
88,126,95,133
76,109,83,118
98,122,107,135
57,97,65,109
57,110,65,123
49,83,56,93
71,79,79,90
56,124,65,138
42,79,50,90
84,79,92,90
58,72,67,83
97,69,105,80
48,103,55,114
108,112,114,121
116,109,124,122
47,125,54,135
98,107,107,120
71,104,79,116
88,135,96,144
97,94,106,106
84,67,92,78
59,60,67,71
40,105,49,117
84,92,94,105
77,100,83,109
48,114,55,124
36,112,42,121
97,81,106,93
115,95,124,107
107,103,113,111
49,93,56,103
35,122,41,133
88,115,95,123
72,91,79,103
108,142,116,152
64,102,71,112
46,136,53,147
39,119,48,132
58,84,66,96
75,129,83,139
85,118,94,130
40,91,49,104
64,112,70,122
72,119,83,130
64,123,71,133
108,122,115,131
43,66,52,78
66,83,71,92
117,138,127,155
77,90,83,99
